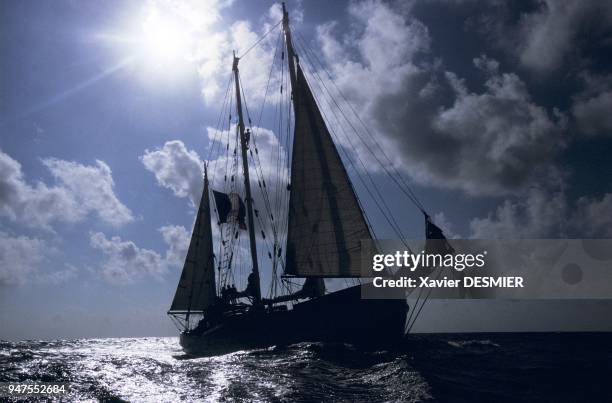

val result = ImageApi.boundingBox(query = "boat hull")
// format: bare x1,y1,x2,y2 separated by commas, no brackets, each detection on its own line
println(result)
179,285,407,356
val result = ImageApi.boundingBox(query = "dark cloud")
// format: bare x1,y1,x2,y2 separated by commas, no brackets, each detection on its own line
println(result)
469,188,612,238
572,73,612,136
311,0,612,239
318,2,566,196
516,0,612,72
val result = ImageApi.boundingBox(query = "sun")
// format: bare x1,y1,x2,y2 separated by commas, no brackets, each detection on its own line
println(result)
97,1,219,80
139,9,190,68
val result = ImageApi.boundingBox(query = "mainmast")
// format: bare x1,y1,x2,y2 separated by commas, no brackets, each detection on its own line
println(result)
282,2,298,102
232,51,262,304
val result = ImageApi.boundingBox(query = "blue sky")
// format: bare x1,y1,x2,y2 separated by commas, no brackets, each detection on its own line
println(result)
2,0,612,339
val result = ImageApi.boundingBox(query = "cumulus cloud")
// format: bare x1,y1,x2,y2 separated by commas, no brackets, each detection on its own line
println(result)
90,232,166,284
90,224,192,284
430,212,459,239
459,0,612,73
429,62,566,195
141,140,204,205
517,0,612,72
0,231,47,285
159,224,190,266
469,189,612,238
316,2,566,196
469,189,568,238
571,194,612,238
188,2,289,102
99,0,287,103
0,150,133,229
206,124,288,189
141,125,288,217
0,231,81,286
140,126,288,284
572,74,612,136
43,158,134,226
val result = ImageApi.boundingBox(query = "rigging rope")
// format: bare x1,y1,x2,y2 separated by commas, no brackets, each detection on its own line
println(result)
294,37,418,255
203,20,438,317
238,20,282,59
293,34,443,329
295,32,428,214
296,40,405,238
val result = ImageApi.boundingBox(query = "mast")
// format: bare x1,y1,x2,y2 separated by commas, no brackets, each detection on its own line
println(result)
232,51,262,304
282,2,298,102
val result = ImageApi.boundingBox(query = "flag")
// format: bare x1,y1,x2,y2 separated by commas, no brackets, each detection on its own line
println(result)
213,190,247,230
425,214,466,297
425,215,454,254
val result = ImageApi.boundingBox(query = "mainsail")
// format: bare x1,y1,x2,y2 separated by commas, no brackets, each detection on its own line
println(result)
284,64,372,277
169,168,216,313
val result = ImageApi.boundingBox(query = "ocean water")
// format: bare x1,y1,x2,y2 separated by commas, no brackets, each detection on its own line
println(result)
1,333,611,402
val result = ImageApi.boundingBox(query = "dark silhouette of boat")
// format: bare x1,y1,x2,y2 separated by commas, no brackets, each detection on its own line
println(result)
168,3,448,356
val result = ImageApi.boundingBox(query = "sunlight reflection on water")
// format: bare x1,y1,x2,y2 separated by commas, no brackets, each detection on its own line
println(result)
0,337,431,402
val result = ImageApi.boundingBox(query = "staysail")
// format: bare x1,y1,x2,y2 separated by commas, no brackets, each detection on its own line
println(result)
169,167,216,312
284,64,372,277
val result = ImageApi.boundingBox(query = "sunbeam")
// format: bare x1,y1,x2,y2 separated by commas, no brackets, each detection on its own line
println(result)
12,56,134,121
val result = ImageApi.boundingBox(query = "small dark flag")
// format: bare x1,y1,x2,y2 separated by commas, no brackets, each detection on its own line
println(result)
425,214,454,254
213,190,247,230
425,214,466,297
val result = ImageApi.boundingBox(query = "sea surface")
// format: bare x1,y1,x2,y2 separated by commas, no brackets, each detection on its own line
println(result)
1,333,612,402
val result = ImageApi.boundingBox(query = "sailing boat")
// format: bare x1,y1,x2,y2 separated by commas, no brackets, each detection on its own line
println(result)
167,3,445,356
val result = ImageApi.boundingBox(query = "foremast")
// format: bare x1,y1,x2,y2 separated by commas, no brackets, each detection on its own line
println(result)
232,52,263,305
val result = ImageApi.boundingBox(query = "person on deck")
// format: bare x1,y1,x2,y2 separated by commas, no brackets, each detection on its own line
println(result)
245,128,251,148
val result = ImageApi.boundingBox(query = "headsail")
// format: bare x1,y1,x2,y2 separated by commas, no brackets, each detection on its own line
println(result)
284,64,372,277
169,167,216,312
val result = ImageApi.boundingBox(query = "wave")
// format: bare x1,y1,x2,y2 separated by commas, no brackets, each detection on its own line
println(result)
2,334,611,401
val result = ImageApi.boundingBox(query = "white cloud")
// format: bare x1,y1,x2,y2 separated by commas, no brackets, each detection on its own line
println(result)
189,3,287,102
101,0,283,102
0,150,133,229
469,188,568,238
90,232,167,284
141,125,288,216
0,231,80,286
469,189,612,238
141,140,204,205
90,224,192,284
43,158,134,226
351,0,430,73
140,127,288,280
205,124,288,189
0,231,47,285
159,224,190,266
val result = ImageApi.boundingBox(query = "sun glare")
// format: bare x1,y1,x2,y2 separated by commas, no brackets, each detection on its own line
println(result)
140,9,190,68
98,1,220,81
